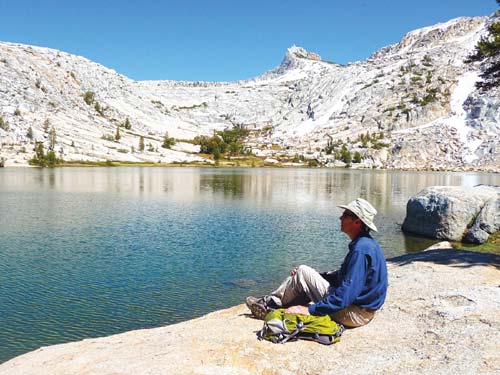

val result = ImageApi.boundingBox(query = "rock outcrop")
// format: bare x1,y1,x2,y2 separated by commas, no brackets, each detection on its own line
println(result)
464,194,500,243
402,185,500,243
1,244,499,375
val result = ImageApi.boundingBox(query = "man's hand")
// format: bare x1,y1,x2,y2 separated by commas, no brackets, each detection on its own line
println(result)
290,266,298,277
285,305,310,315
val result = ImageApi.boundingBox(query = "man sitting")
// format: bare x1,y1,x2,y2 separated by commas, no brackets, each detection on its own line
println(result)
246,198,388,328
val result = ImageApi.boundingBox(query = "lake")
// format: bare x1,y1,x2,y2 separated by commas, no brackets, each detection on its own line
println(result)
1,167,499,363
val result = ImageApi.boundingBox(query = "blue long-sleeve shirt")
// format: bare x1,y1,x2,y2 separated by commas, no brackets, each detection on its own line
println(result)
308,232,388,316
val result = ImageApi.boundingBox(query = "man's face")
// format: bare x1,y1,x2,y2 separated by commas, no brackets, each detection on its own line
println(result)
339,210,361,234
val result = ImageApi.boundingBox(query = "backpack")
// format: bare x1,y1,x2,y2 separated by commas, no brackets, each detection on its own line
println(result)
257,308,344,345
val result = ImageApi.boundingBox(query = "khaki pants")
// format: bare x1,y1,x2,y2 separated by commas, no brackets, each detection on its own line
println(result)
268,265,375,328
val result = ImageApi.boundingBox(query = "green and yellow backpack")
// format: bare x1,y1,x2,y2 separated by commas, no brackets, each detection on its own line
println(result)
257,309,344,345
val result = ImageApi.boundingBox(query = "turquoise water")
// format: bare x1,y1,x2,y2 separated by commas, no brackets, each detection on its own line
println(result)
1,167,499,363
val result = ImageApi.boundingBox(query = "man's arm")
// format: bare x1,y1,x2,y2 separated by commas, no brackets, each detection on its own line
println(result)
285,305,310,315
308,251,368,316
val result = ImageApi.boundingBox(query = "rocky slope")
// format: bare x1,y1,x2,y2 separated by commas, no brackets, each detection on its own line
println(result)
0,13,499,170
0,243,498,375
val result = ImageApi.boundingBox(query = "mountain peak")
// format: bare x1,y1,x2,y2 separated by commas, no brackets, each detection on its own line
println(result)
273,45,322,74
285,45,322,61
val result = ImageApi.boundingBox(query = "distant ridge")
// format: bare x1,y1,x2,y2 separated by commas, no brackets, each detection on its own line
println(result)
0,15,499,171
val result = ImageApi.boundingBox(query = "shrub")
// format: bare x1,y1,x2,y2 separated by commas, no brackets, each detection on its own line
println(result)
420,88,438,106
84,91,95,105
94,102,104,115
0,117,9,131
426,71,433,84
308,159,320,168
340,145,352,165
422,55,433,67
353,151,362,163
101,134,114,141
162,131,175,149
124,117,131,130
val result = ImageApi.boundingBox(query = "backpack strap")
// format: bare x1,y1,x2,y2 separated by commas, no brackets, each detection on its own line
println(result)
297,324,345,345
279,321,304,344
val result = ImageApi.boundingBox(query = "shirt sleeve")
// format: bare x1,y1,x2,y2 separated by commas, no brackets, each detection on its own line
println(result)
319,270,339,286
308,250,367,316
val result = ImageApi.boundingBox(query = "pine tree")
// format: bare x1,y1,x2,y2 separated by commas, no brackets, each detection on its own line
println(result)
124,117,132,130
353,151,362,163
49,126,57,150
162,131,175,149
139,136,145,151
341,144,352,165
43,119,50,133
29,142,46,167
94,101,103,115
115,126,121,141
34,142,44,161
26,126,34,140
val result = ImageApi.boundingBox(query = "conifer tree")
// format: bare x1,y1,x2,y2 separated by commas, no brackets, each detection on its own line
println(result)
353,151,362,163
124,117,132,130
49,126,56,150
139,136,145,151
162,131,175,149
43,119,50,133
115,126,121,141
467,2,500,90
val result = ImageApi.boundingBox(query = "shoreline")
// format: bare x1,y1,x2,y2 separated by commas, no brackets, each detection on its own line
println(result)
0,244,499,374
1,159,499,173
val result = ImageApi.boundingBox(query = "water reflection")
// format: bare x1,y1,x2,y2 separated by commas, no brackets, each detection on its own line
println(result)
1,167,499,253
1,167,498,205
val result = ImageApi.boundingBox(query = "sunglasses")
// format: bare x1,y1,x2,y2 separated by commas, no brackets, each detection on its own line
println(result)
340,211,358,219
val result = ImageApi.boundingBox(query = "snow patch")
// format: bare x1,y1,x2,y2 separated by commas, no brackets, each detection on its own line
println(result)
444,71,482,163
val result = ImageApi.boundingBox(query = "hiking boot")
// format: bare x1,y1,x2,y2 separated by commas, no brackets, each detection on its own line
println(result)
245,296,268,320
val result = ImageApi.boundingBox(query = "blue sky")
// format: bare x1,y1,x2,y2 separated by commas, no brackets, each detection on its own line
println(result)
0,1,497,82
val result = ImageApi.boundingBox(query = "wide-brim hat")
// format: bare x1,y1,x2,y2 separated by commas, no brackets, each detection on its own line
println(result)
338,198,378,232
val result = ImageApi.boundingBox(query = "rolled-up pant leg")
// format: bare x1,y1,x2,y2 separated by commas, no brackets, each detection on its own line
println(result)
268,265,330,307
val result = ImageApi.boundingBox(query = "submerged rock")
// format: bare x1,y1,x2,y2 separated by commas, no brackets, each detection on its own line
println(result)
227,278,257,288
402,185,500,243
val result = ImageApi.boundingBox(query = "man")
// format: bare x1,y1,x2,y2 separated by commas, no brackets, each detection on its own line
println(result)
246,198,388,328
